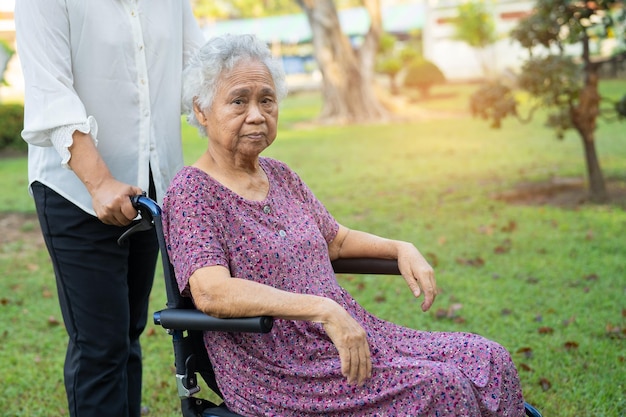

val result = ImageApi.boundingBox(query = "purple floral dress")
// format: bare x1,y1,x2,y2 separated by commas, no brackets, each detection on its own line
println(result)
162,157,525,417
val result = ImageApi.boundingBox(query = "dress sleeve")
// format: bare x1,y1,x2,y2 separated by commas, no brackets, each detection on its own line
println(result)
15,0,92,147
162,170,230,297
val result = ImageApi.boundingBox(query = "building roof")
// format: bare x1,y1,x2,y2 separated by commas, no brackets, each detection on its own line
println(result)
202,2,426,44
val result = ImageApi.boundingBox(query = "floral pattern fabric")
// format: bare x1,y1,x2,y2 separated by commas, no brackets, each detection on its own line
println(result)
163,157,525,417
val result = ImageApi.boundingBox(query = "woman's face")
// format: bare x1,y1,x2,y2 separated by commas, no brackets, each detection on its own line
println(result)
195,60,279,159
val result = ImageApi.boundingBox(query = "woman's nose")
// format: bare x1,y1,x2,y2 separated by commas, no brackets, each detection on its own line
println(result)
246,103,265,123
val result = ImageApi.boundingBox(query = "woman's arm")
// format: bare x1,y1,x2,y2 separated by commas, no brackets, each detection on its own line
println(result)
67,131,142,226
328,225,437,312
189,265,372,386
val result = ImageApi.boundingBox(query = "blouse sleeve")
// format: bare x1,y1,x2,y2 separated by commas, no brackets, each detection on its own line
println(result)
49,116,98,169
15,0,92,147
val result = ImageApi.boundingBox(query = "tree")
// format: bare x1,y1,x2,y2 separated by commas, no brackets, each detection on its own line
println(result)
403,58,446,99
192,0,390,123
0,40,14,103
375,31,422,96
451,1,498,78
471,0,626,203
295,0,388,123
375,33,402,95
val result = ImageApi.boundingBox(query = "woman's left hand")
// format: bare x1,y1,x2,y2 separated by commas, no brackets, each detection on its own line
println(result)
396,243,437,311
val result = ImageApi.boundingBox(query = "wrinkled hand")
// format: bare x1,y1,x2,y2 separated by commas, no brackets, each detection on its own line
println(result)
322,301,372,386
90,178,143,226
397,243,437,311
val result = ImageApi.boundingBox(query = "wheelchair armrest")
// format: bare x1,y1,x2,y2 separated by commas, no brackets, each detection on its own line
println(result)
154,309,273,333
331,258,400,275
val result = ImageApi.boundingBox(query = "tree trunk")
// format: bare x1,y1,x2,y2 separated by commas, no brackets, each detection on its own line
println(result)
296,0,387,123
571,70,608,203
570,31,608,203
580,132,608,203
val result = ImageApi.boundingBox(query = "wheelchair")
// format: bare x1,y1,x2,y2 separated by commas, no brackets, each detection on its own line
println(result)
122,195,543,417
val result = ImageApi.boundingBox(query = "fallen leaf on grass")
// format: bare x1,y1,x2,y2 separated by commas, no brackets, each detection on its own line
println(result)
538,326,554,335
605,323,626,339
539,377,552,391
563,341,579,351
501,220,517,233
518,363,534,372
494,239,512,254
516,347,533,359
426,252,439,267
47,316,61,326
434,303,464,321
455,257,485,267
374,291,386,303
526,276,540,284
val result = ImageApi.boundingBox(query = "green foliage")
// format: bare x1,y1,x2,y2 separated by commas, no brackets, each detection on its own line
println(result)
470,82,518,128
517,55,582,103
511,0,623,51
403,58,446,98
0,104,26,153
0,39,15,87
375,32,420,95
375,56,402,77
452,1,497,48
485,0,625,133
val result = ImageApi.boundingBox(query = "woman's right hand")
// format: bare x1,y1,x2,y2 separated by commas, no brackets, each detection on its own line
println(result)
90,177,143,226
321,299,372,387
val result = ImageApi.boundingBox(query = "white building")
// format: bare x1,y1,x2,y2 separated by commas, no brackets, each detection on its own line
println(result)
422,0,535,80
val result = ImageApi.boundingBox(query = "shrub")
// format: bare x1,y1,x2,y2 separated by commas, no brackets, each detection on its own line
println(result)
403,58,446,98
0,104,26,154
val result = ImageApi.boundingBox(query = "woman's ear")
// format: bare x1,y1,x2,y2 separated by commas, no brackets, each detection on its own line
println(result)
193,99,206,126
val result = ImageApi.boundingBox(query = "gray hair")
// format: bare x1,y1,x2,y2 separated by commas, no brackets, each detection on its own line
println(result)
182,33,288,135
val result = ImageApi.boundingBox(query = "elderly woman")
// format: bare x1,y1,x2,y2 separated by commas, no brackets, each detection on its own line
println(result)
162,34,525,417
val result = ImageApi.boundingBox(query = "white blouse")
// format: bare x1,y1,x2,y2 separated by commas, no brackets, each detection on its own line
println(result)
15,0,204,215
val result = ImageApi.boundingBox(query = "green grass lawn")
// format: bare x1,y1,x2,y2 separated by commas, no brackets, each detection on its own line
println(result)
1,82,625,416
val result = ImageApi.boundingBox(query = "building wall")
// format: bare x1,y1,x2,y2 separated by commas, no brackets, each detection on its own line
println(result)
422,0,535,81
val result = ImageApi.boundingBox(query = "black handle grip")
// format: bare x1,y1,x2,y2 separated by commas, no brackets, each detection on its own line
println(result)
331,258,400,275
154,309,274,333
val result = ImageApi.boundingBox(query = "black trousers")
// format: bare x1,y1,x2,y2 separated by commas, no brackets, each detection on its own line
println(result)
31,182,159,417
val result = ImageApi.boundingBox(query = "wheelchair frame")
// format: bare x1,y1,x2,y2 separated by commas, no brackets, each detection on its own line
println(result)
125,196,543,417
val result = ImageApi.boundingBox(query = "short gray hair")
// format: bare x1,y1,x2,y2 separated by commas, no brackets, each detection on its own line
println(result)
182,33,288,135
